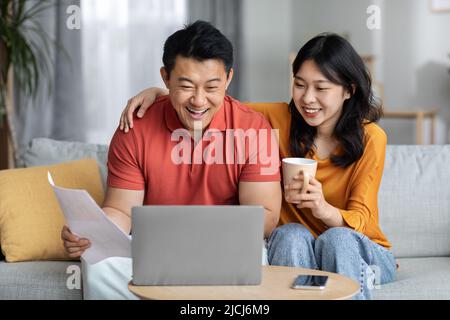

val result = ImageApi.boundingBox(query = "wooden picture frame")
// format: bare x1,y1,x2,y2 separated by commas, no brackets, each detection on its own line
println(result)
430,0,450,12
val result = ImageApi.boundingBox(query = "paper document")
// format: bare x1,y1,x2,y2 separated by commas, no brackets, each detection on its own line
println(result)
48,172,131,265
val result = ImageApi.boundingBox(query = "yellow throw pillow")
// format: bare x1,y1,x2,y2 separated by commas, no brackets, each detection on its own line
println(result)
0,158,104,262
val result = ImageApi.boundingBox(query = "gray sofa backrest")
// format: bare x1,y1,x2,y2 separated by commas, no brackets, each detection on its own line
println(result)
23,138,109,187
23,139,450,259
379,145,450,258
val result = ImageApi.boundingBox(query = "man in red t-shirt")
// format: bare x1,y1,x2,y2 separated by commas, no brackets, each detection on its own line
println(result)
61,21,281,299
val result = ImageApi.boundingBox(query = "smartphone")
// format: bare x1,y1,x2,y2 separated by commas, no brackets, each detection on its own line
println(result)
292,274,329,290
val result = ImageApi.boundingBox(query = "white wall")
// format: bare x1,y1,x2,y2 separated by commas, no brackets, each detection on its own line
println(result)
291,0,377,55
240,0,292,102
240,0,450,144
241,0,378,102
380,0,450,144
291,0,450,144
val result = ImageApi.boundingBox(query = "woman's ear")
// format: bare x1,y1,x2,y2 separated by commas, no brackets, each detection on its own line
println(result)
344,84,356,100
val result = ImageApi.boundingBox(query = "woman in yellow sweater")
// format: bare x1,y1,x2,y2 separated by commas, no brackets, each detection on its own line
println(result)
119,33,396,299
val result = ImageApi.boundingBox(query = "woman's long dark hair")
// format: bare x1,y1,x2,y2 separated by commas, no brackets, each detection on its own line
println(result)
289,33,382,167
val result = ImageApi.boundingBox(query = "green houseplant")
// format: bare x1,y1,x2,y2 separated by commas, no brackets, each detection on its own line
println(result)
0,0,55,168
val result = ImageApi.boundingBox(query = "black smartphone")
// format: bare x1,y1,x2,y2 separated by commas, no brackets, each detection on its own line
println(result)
292,274,329,290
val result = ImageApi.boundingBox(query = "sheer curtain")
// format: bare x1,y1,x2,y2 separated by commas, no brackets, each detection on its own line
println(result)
14,0,84,166
14,0,241,163
81,0,187,144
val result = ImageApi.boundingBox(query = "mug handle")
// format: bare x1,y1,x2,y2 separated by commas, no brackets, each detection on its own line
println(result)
301,170,310,194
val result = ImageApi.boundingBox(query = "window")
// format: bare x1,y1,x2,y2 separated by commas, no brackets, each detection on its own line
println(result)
81,0,187,144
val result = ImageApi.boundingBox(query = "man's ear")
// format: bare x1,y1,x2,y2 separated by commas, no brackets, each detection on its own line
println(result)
160,67,170,89
225,68,234,91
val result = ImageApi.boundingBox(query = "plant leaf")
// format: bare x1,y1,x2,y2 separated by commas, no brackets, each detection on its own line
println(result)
1,0,57,104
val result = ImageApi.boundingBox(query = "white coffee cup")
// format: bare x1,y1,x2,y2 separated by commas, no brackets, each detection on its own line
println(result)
282,158,317,194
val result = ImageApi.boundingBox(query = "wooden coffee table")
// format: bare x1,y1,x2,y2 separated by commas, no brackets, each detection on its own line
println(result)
128,265,360,300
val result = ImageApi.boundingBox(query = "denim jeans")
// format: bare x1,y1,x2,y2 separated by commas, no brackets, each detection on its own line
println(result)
267,223,397,300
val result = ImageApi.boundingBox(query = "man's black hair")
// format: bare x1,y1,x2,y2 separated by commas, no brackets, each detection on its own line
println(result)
162,20,233,76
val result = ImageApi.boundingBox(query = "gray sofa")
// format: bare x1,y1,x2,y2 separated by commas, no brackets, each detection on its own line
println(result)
373,145,450,299
0,138,449,299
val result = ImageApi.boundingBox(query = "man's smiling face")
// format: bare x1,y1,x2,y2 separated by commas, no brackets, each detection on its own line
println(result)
161,55,233,135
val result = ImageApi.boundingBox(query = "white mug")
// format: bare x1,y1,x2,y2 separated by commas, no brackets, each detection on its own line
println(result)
282,158,317,194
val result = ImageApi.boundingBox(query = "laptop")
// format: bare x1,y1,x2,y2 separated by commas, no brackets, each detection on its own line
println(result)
131,205,264,286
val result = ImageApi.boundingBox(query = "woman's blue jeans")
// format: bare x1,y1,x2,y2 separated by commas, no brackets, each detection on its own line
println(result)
267,223,397,300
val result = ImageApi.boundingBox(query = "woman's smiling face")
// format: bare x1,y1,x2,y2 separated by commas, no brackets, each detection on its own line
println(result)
292,59,351,133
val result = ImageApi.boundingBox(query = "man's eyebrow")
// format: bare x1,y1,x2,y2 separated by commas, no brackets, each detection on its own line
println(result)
294,76,330,83
177,77,222,83
178,77,194,83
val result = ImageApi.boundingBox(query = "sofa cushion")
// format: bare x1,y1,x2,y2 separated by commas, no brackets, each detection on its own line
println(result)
0,260,82,299
372,257,450,299
23,138,109,188
379,145,450,258
0,158,104,262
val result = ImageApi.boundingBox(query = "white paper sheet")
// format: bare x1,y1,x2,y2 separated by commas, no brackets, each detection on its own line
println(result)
48,172,131,265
